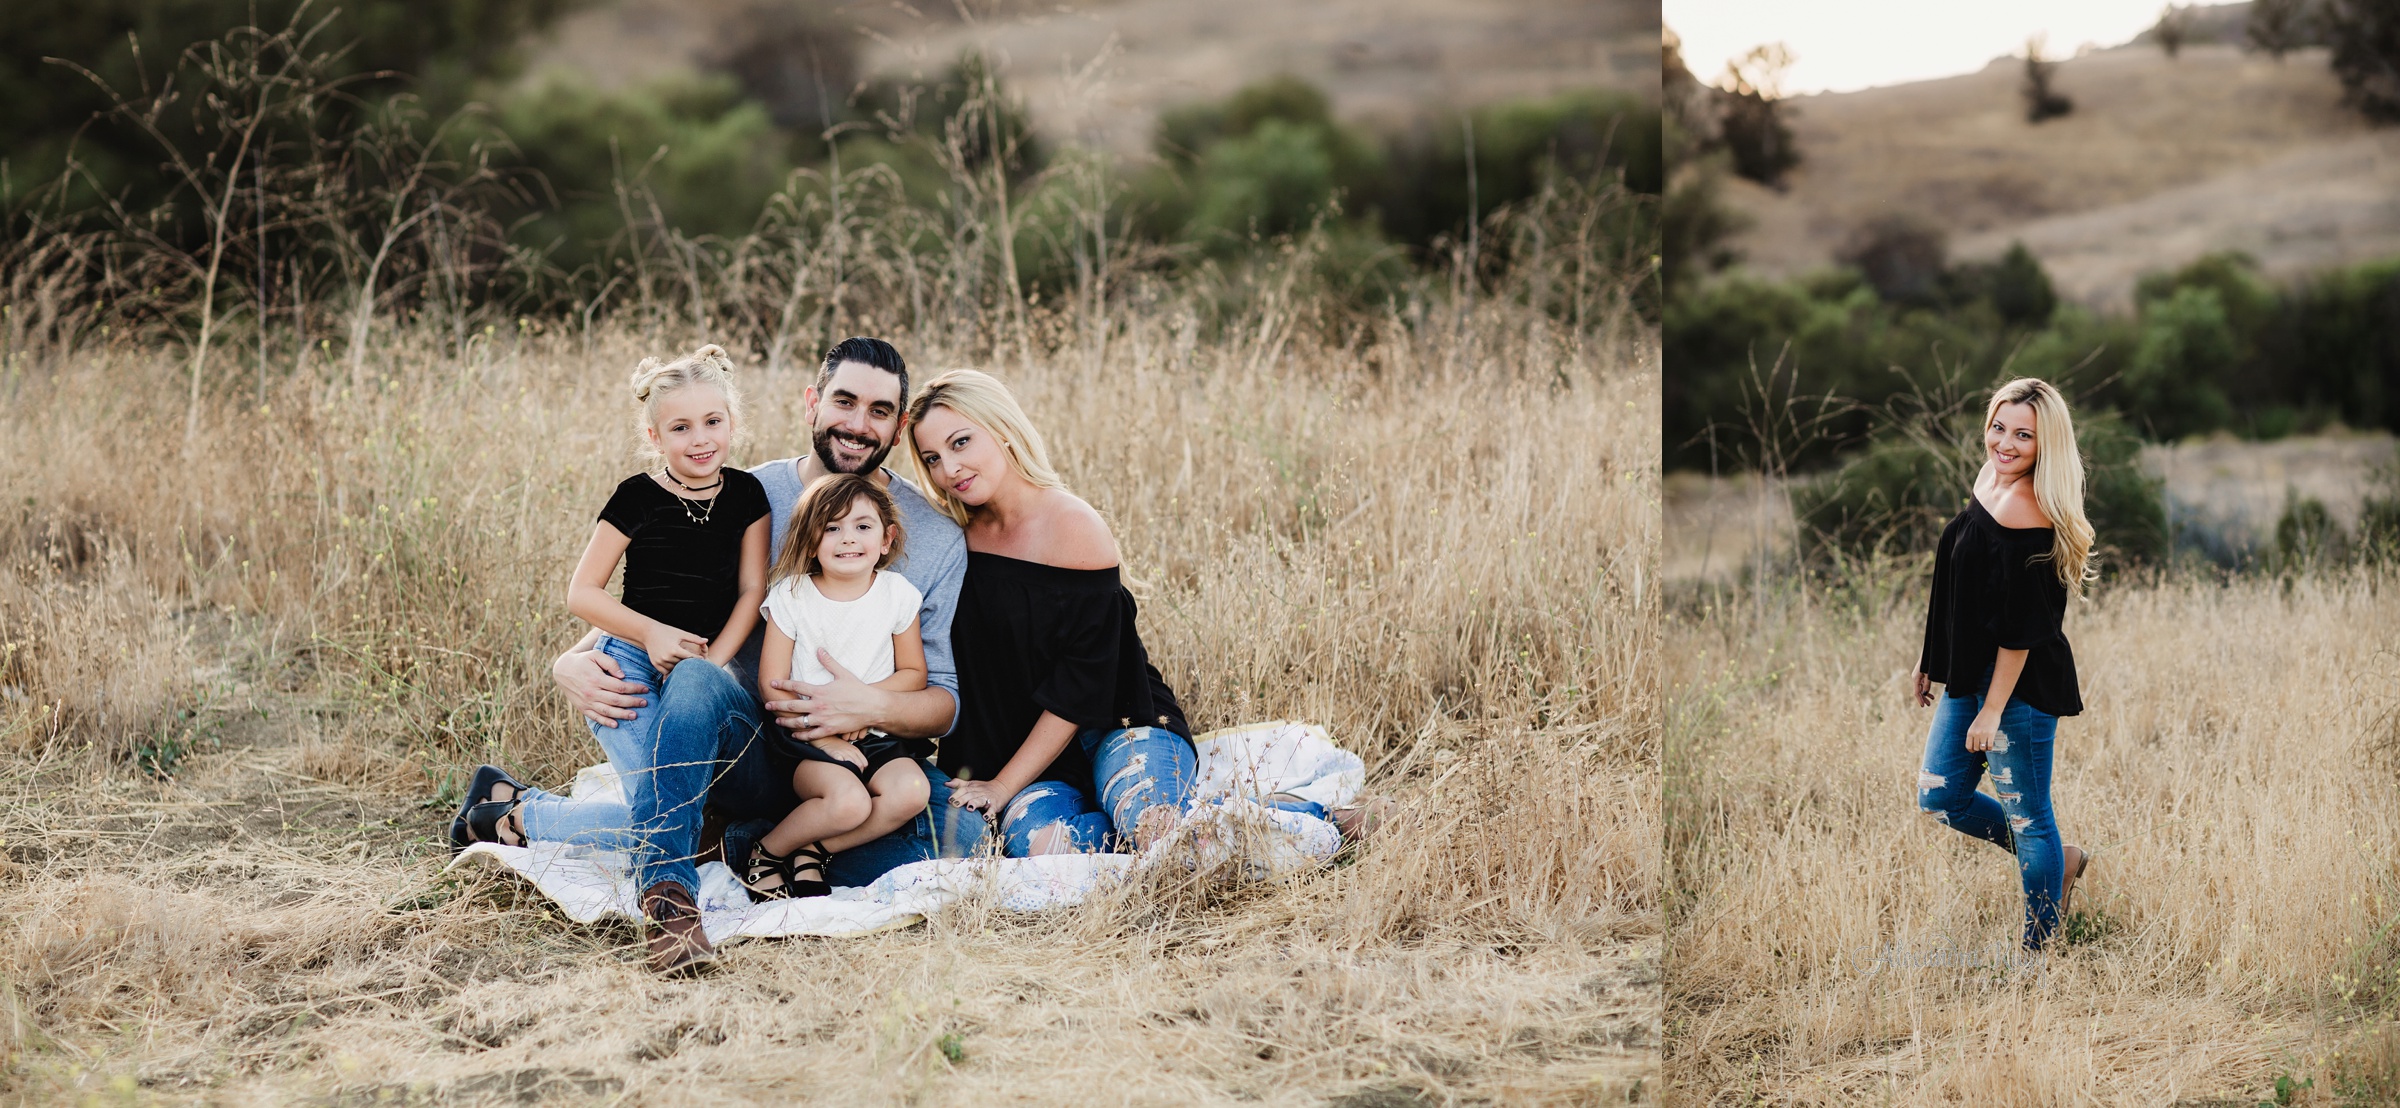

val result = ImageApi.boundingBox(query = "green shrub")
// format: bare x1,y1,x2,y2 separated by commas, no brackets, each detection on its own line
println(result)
1184,118,1349,248
2115,285,2239,439
2273,493,2346,566
487,74,797,269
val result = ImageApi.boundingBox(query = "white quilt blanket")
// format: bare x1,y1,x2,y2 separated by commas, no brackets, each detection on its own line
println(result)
447,721,1356,942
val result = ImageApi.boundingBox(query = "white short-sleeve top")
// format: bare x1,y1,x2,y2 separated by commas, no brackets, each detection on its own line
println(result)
760,570,926,686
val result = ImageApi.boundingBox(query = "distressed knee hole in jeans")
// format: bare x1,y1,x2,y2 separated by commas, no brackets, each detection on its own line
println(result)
1026,823,1076,855
2009,815,2033,833
1997,790,2022,805
1004,784,1066,826
1990,766,2012,785
1916,771,1946,791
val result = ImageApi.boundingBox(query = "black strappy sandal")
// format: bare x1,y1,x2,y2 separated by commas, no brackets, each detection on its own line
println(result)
790,842,833,898
448,764,528,855
742,842,802,902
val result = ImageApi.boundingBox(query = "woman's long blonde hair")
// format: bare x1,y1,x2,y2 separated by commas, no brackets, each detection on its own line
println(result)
1986,377,2096,592
901,369,1067,526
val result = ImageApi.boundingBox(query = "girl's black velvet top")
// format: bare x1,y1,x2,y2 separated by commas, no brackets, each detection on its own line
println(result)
943,551,1191,786
1918,496,2082,717
596,469,769,640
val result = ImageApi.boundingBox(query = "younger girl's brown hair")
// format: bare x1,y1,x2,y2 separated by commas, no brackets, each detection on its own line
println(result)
771,473,907,583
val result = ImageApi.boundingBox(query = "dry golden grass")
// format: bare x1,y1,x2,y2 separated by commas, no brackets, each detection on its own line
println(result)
0,265,1658,1101
1665,565,2400,1105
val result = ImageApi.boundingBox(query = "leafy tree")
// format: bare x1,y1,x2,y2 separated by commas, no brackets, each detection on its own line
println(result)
1662,26,1747,295
1962,243,2059,328
0,0,573,206
2153,4,2197,58
1715,44,1799,186
2323,0,2400,122
1838,214,1948,305
2247,0,2314,60
2022,36,2074,123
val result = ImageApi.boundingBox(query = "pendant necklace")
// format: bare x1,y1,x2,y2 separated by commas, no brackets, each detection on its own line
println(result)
663,469,724,526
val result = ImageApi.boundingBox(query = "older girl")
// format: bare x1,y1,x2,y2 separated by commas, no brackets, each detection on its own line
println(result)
1913,377,2094,951
450,343,770,972
904,370,1195,856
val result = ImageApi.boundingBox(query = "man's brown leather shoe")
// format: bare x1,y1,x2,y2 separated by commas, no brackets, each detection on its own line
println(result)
640,881,715,974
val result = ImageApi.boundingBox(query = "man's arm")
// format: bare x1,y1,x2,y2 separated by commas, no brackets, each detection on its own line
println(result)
765,540,964,741
554,625,652,727
768,655,957,741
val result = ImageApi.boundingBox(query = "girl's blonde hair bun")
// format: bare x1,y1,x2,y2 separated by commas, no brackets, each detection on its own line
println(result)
630,343,735,404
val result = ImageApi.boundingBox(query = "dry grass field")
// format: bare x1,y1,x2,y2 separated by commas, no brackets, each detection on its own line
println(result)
1717,45,2400,309
0,209,1659,1101
1665,561,2400,1104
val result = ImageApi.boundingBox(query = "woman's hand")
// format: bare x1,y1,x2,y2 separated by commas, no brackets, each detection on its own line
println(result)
1964,707,2005,752
948,779,1018,817
812,737,868,771
642,623,708,676
1913,671,1934,708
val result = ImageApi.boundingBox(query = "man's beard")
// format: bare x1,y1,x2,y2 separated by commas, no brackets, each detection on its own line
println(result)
812,423,892,475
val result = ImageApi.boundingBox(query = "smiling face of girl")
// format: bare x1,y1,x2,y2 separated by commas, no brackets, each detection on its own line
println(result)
813,494,893,584
911,404,1013,509
645,384,734,486
1986,399,2039,479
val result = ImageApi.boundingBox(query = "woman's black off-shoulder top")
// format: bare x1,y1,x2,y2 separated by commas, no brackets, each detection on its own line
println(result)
1918,496,2082,717
942,551,1192,785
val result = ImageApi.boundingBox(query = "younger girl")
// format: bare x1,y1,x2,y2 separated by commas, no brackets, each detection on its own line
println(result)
745,472,933,899
449,344,770,971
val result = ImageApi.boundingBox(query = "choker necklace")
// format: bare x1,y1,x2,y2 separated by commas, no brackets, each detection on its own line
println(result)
662,469,723,525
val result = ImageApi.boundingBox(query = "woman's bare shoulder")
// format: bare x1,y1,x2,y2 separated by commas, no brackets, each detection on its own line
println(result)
1992,483,2052,529
1034,490,1120,570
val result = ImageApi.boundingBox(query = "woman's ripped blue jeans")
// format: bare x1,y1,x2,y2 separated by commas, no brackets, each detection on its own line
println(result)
1917,691,2064,950
987,726,1197,856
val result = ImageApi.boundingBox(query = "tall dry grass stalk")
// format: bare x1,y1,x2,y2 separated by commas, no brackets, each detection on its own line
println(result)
0,171,1657,1098
1665,568,2400,1104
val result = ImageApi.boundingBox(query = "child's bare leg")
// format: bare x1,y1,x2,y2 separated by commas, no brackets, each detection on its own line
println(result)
762,761,873,856
819,760,931,854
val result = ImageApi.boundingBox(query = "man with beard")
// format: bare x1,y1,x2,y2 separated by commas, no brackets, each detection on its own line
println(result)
542,336,968,970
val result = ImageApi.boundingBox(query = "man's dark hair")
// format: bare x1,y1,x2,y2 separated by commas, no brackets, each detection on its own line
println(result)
817,337,908,405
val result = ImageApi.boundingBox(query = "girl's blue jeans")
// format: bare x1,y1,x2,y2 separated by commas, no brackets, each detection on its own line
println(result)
517,635,714,899
1916,690,2064,950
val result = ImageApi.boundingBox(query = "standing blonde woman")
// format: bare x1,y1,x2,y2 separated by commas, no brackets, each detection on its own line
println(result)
1913,377,2094,951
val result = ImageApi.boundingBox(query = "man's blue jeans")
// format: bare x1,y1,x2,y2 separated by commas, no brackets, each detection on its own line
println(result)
1916,690,2064,950
725,725,1196,876
644,656,956,888
516,636,715,898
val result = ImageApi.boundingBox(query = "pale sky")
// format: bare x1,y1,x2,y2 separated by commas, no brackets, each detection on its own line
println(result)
1665,0,2227,96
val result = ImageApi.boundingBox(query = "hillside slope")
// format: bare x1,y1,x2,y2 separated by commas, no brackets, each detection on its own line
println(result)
1719,45,2392,306
525,0,1657,157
